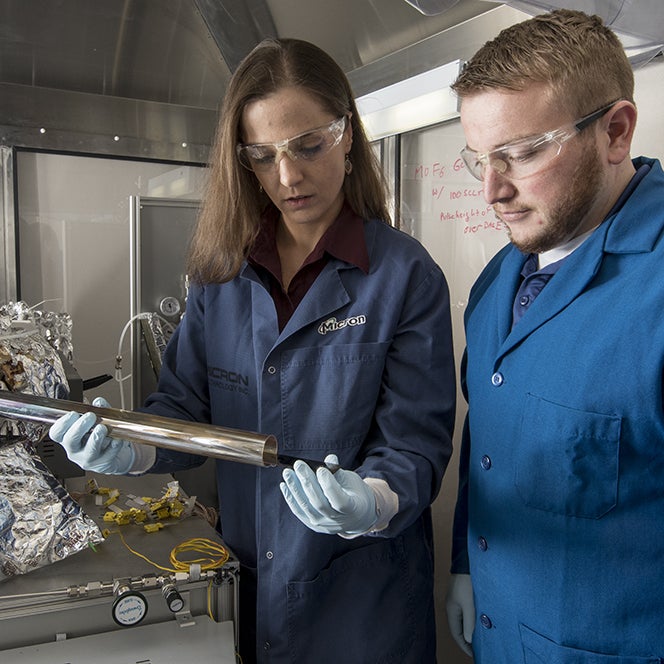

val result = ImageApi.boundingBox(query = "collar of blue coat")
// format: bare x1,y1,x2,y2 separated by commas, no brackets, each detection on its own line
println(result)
603,156,659,254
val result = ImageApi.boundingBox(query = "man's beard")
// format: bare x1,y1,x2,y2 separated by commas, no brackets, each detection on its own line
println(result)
505,141,603,255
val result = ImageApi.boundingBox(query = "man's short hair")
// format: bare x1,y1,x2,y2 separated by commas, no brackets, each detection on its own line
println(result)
452,9,634,117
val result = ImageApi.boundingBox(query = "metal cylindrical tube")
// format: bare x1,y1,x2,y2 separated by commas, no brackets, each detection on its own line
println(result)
0,390,279,468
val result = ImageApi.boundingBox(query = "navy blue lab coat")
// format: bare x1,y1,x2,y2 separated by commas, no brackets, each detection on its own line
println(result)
141,216,456,663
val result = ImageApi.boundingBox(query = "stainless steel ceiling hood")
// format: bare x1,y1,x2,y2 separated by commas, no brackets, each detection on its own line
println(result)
496,0,664,65
5,0,659,162
0,0,503,161
14,0,664,163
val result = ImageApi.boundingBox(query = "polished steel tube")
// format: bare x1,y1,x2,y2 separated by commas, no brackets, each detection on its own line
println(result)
0,390,279,468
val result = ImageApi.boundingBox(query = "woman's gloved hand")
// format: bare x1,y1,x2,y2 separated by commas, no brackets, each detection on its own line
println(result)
446,573,475,657
48,397,136,475
280,454,378,536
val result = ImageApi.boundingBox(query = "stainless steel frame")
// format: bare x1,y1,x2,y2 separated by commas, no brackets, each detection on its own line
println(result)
0,146,17,303
129,195,200,409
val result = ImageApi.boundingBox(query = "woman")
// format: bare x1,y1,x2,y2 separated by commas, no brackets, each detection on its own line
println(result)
50,38,455,663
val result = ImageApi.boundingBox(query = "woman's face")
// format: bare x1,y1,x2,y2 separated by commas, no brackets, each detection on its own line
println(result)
240,86,352,234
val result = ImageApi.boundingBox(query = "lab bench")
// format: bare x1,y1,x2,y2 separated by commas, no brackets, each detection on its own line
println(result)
0,472,238,663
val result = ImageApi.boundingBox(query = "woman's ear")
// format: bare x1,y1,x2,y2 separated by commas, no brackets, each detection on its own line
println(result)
344,114,354,152
604,101,637,165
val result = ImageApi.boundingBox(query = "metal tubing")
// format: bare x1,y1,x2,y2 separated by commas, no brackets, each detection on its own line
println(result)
0,390,279,468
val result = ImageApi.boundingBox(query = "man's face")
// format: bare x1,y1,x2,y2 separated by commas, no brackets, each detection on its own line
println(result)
460,84,608,254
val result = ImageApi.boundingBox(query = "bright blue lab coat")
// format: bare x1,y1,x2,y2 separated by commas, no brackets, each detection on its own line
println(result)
142,217,456,663
453,157,664,663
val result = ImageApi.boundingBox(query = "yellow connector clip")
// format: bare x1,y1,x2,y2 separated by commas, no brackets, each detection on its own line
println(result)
169,500,185,519
130,508,148,523
144,522,164,533
114,512,132,526
104,488,120,506
86,478,100,494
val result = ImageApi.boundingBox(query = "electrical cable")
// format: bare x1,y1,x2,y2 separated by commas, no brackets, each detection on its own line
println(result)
169,537,230,572
107,529,229,574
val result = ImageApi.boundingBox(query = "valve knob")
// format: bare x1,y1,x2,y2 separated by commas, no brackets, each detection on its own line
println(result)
162,582,184,612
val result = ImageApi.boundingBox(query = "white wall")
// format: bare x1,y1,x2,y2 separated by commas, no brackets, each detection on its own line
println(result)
16,153,206,405
631,56,664,159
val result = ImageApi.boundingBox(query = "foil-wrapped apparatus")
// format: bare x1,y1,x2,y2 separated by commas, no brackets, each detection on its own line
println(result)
0,325,69,442
0,438,103,580
0,301,74,361
0,305,103,580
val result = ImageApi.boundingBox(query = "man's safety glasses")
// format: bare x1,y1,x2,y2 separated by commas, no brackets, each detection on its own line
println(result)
237,116,347,172
460,101,618,181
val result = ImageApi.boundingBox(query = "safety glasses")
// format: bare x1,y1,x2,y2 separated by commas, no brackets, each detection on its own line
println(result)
460,101,618,181
237,116,347,172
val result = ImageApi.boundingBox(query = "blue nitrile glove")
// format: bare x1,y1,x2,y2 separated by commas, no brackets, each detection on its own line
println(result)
49,397,136,475
280,454,378,536
446,573,475,657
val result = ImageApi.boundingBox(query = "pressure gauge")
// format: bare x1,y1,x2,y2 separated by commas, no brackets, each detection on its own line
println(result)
112,588,148,626
159,296,181,317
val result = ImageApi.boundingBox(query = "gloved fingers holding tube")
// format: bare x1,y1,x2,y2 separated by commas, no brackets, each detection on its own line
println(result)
49,396,139,475
280,453,382,537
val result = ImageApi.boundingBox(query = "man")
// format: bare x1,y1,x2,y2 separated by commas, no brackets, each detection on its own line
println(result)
445,8,664,663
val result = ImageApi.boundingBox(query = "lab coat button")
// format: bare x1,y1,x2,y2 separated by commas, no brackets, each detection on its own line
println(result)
478,536,488,551
519,295,530,306
267,365,276,375
480,614,493,629
491,372,504,386
481,455,492,470
266,550,274,560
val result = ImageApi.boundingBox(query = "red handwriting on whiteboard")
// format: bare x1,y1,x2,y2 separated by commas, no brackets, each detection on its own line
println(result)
440,206,491,222
464,219,506,234
449,188,483,199
413,162,446,179
439,206,506,234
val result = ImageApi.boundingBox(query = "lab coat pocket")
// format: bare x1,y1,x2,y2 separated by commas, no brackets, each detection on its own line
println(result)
515,394,621,518
286,537,419,664
520,623,661,663
280,342,390,454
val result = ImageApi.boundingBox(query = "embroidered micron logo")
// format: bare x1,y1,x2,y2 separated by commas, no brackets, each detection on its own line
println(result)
317,315,367,335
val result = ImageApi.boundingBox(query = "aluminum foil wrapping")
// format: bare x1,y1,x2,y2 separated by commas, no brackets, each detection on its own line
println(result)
0,301,74,361
0,439,103,580
0,319,70,442
0,305,103,580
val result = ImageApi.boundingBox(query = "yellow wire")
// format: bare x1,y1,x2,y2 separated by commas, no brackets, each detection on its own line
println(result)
109,530,229,574
170,537,230,571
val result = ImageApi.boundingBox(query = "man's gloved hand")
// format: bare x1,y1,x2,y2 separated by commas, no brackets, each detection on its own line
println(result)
280,454,378,536
49,397,136,475
446,573,475,657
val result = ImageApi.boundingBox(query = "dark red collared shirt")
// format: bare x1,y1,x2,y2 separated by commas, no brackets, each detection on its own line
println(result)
248,202,370,331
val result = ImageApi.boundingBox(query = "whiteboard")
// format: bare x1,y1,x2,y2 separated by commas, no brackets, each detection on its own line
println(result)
400,118,509,324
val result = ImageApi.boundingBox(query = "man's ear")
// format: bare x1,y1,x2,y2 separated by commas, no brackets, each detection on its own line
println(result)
604,101,637,165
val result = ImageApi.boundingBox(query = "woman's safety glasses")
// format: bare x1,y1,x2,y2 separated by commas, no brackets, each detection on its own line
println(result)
237,116,347,172
459,101,617,181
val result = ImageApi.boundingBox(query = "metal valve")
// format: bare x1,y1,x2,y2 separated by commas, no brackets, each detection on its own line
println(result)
162,582,185,613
